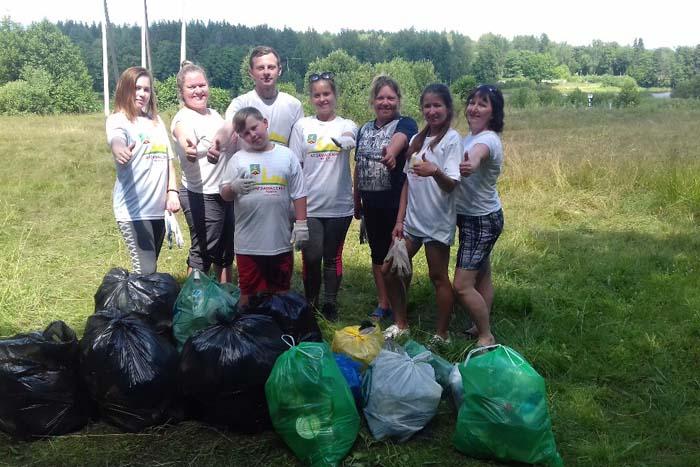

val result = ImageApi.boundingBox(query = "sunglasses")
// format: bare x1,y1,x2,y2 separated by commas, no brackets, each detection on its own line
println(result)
477,84,498,93
309,72,334,82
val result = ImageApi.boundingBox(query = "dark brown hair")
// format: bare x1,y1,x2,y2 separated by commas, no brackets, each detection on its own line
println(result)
407,83,454,156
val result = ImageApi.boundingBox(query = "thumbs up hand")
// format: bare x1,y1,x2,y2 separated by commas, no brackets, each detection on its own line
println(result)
113,141,136,165
413,153,439,178
207,138,221,164
460,150,474,177
184,138,198,162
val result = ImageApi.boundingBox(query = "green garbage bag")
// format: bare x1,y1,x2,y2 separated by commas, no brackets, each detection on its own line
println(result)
172,270,238,351
266,340,360,466
404,339,453,388
453,345,563,467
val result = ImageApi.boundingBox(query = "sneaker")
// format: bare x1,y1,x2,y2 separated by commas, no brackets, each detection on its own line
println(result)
321,303,338,322
369,306,393,321
428,334,451,350
383,324,410,340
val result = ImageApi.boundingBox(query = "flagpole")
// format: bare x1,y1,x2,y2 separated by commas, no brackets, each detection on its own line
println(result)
101,0,109,116
180,0,186,64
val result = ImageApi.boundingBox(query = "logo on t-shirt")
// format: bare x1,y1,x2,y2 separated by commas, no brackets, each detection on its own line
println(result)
249,164,261,176
307,134,317,144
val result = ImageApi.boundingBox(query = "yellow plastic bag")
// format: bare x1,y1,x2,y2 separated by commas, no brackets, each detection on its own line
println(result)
331,325,383,368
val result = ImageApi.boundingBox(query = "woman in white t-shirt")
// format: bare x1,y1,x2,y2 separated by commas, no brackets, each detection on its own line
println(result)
289,72,358,321
383,84,462,345
106,66,180,274
454,85,506,347
171,61,234,283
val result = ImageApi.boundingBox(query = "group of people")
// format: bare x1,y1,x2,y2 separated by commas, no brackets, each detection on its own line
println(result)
105,45,505,347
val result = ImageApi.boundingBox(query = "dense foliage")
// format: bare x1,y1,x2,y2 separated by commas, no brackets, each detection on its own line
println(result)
2,17,699,115
0,19,98,114
50,21,700,94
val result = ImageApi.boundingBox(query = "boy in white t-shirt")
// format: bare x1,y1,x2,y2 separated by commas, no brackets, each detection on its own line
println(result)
220,107,308,306
208,46,303,161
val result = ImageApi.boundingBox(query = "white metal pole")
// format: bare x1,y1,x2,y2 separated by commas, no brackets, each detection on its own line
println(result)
141,2,147,67
101,3,109,116
180,0,186,64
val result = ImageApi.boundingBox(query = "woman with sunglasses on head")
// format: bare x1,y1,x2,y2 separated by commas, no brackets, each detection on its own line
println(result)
106,66,180,275
170,61,234,283
354,76,419,322
289,72,358,320
453,85,506,347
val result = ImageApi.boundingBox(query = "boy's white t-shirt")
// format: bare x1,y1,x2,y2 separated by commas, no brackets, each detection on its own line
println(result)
170,107,230,194
456,130,503,216
221,144,307,255
225,90,303,147
403,129,462,245
288,115,357,218
106,112,173,221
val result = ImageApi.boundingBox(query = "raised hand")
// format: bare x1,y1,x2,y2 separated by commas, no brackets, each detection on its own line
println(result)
185,138,198,162
207,138,221,164
459,150,474,177
380,146,396,170
114,141,136,165
413,153,438,177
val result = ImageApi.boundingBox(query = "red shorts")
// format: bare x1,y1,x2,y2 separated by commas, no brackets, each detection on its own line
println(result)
236,252,293,296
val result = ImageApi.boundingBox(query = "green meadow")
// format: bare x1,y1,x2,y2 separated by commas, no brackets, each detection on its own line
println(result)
1,101,699,466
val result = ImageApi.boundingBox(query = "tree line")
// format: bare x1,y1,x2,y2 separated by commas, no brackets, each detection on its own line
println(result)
54,20,700,92
2,18,700,115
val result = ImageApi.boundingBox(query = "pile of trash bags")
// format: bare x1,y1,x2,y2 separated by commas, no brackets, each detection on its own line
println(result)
0,321,89,438
0,267,563,467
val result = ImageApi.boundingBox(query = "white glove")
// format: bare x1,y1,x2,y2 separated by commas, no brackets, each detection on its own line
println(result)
290,220,309,250
331,136,356,151
383,238,411,278
164,211,185,249
229,176,256,195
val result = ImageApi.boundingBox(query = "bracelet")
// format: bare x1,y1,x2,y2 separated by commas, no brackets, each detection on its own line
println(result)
167,188,178,193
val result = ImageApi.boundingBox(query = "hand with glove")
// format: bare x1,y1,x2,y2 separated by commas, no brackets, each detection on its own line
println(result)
331,135,356,151
290,220,309,250
382,237,412,278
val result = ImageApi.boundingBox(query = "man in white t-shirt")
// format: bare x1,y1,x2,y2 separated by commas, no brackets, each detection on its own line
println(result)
208,46,303,161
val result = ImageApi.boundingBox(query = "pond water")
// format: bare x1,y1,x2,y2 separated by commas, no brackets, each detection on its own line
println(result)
651,92,671,99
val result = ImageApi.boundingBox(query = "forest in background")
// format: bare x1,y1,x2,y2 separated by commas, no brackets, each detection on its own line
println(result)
1,17,700,117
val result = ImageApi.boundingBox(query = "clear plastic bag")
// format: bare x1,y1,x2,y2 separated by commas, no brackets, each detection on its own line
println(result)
362,347,442,442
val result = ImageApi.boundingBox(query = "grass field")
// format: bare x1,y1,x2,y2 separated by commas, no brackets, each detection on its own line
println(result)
1,102,700,466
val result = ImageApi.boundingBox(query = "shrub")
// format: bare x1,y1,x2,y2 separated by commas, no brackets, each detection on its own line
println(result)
451,75,477,102
0,66,52,114
208,87,232,115
672,76,700,99
568,88,587,107
615,82,641,107
154,76,179,112
537,86,564,107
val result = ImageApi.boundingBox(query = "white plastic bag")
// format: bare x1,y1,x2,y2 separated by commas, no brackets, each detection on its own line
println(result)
362,347,442,442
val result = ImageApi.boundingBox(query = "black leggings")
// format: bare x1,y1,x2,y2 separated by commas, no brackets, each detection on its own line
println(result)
363,206,399,265
116,219,165,274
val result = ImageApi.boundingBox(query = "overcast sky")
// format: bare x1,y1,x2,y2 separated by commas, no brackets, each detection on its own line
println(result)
2,0,698,49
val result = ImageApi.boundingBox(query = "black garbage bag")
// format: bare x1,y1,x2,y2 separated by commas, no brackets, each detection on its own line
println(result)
0,321,89,439
179,313,287,432
80,308,179,432
94,267,179,337
245,292,322,343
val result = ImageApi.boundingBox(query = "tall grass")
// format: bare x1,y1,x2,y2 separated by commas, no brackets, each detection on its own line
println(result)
1,104,699,466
